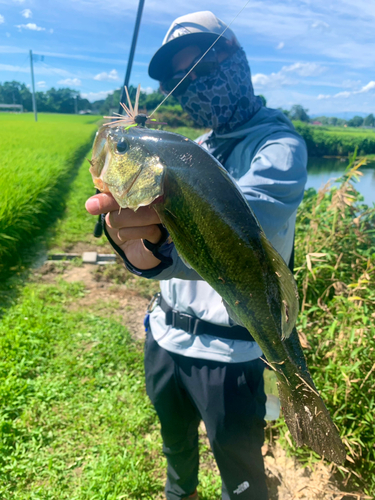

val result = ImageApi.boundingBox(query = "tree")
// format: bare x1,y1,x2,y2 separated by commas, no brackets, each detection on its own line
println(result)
258,95,267,107
278,108,290,118
289,104,309,122
363,114,374,127
0,81,32,111
330,117,338,126
34,87,79,113
348,115,364,127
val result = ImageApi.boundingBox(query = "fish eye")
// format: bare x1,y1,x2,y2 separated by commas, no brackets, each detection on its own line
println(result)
116,138,129,154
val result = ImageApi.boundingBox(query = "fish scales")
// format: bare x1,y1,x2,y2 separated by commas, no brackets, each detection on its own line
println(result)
90,125,346,464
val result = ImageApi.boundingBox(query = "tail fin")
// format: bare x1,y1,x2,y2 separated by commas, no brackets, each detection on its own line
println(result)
276,371,346,464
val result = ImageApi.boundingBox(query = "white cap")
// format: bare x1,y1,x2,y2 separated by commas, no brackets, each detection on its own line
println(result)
148,11,239,81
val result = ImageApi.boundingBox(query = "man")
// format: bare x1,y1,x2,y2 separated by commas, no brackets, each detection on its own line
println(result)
86,11,308,500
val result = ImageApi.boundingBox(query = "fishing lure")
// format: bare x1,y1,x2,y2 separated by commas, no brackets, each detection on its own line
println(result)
103,84,165,129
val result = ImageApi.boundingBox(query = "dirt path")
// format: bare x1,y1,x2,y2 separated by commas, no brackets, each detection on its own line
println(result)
33,254,368,500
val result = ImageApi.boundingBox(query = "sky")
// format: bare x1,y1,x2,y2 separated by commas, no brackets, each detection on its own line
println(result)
0,0,374,115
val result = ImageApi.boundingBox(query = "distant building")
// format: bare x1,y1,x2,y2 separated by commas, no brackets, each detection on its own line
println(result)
311,120,322,126
0,104,23,113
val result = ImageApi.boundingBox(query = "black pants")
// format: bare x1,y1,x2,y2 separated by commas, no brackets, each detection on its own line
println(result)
144,331,268,500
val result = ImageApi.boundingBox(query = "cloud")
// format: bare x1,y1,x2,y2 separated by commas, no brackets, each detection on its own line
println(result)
253,62,326,89
334,91,351,98
276,42,284,50
321,81,375,100
37,81,46,88
141,86,155,94
57,78,82,86
16,23,45,31
0,46,133,65
342,79,362,89
0,15,4,24
21,9,32,18
282,62,326,77
357,81,375,93
94,69,119,81
81,90,114,102
0,62,80,79
311,21,330,32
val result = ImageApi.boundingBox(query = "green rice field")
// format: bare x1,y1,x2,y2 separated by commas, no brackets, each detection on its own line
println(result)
0,113,101,273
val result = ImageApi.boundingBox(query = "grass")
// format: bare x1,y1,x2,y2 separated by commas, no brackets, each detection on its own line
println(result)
0,279,161,499
0,113,100,274
0,275,222,499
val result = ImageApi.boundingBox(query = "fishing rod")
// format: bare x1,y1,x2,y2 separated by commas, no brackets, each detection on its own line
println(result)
93,0,145,238
118,0,145,115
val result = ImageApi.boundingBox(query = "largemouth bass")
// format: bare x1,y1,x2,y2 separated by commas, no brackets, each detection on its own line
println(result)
89,124,346,464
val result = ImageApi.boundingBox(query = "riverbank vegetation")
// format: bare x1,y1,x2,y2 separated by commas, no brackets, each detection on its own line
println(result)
279,158,375,496
294,122,375,157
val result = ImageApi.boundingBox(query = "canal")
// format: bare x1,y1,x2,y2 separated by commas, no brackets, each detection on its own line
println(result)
306,157,375,206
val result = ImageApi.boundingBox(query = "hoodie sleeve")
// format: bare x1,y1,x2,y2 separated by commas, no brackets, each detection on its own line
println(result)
103,221,202,280
237,132,308,240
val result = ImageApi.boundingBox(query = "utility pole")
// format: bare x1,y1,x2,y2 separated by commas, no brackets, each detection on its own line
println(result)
29,49,37,122
118,0,145,114
74,95,78,114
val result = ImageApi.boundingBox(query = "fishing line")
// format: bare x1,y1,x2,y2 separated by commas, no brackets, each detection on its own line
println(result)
148,0,252,118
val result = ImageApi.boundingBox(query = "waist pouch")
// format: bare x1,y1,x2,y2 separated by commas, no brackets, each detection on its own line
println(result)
149,293,255,342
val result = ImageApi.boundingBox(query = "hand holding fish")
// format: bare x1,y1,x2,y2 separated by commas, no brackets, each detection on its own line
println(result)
85,192,163,270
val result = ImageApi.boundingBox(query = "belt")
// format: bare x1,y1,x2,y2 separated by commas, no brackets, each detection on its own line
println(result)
149,293,255,342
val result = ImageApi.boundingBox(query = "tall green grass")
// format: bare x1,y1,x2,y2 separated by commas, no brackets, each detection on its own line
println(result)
276,159,375,495
0,113,100,273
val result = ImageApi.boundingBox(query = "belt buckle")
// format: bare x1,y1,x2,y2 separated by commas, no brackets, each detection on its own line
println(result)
173,311,193,333
147,292,160,313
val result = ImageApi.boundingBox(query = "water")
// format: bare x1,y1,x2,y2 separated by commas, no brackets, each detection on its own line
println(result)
306,158,375,207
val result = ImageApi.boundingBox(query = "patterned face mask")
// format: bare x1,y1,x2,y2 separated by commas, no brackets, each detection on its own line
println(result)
177,47,263,134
